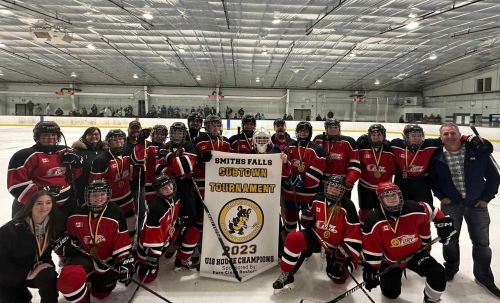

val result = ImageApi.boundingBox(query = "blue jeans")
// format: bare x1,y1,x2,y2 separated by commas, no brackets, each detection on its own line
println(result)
441,202,494,284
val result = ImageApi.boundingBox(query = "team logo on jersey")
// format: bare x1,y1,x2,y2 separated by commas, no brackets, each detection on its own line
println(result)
218,198,264,244
390,234,417,248
328,153,343,160
366,164,386,173
75,222,82,228
45,166,67,177
406,165,424,173
83,235,105,245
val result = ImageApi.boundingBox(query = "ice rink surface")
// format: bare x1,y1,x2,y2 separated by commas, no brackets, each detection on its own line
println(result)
0,125,499,303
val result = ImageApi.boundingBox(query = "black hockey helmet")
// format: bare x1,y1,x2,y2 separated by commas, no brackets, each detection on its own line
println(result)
273,118,286,127
187,112,203,124
153,174,176,198
403,124,424,149
151,124,168,144
324,174,346,204
295,121,313,143
324,118,340,130
204,114,222,137
33,121,61,142
376,182,404,215
169,122,187,146
85,179,111,213
368,124,386,137
241,114,256,136
105,129,126,155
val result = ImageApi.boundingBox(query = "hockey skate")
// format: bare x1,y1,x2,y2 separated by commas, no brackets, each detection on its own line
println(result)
423,291,440,303
174,258,196,271
273,271,294,294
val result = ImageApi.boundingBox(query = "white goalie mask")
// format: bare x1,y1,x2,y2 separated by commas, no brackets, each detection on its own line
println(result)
253,128,271,154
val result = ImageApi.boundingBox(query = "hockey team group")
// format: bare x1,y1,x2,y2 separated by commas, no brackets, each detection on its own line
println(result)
0,112,499,303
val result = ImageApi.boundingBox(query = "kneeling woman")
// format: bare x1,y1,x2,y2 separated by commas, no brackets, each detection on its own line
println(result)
0,190,65,303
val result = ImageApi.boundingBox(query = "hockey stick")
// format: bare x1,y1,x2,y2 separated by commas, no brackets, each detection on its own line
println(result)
300,237,441,303
72,245,174,303
127,268,150,303
309,229,375,303
190,175,242,282
470,126,500,173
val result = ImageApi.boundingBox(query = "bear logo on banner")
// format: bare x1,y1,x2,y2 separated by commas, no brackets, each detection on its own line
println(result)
218,198,264,244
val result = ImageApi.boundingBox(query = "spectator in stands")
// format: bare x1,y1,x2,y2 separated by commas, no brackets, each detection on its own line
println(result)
327,110,334,119
225,106,233,119
54,107,63,116
260,113,266,120
256,112,262,120
399,115,405,123
34,103,43,116
315,114,322,121
90,104,98,116
104,106,112,117
436,114,442,123
287,114,293,120
27,100,34,116
44,103,51,116
81,107,87,116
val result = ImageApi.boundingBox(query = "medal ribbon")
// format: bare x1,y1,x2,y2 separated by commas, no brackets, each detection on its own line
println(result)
243,132,254,151
323,199,335,229
88,205,108,250
371,147,383,175
298,142,310,168
380,206,401,235
210,137,221,151
30,218,49,262
109,151,123,182
404,147,420,174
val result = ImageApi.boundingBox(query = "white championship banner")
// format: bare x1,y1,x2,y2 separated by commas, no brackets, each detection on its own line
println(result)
200,151,282,282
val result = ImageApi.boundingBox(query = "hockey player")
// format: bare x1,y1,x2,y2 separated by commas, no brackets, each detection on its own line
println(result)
90,129,135,233
253,128,292,177
124,120,142,156
131,124,167,202
362,182,457,303
281,121,325,234
137,175,180,281
356,124,396,224
157,122,200,270
271,118,293,152
55,180,134,302
228,114,256,153
186,112,204,143
313,118,360,196
391,124,493,205
8,121,82,217
273,175,361,293
193,114,233,196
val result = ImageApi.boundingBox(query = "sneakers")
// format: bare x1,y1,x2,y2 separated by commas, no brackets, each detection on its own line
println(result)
273,271,294,294
475,279,500,298
174,258,195,271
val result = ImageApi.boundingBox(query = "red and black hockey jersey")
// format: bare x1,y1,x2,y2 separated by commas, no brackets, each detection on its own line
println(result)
282,141,326,204
138,195,180,260
7,144,81,205
90,151,134,216
357,135,395,191
228,133,254,154
157,141,197,179
131,141,164,201
193,134,232,194
66,202,132,269
390,138,441,179
362,200,445,269
310,193,362,267
271,133,294,152
313,134,361,187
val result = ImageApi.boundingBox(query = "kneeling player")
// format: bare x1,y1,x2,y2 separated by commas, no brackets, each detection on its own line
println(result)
273,175,361,294
137,175,181,282
362,182,457,302
55,180,134,302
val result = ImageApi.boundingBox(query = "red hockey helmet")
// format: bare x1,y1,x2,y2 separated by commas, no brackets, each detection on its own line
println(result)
376,182,403,213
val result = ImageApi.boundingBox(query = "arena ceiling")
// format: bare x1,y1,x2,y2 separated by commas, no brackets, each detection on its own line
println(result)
0,0,499,91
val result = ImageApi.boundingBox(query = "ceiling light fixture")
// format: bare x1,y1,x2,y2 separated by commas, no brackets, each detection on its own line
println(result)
272,11,281,24
405,21,420,30
0,42,5,47
408,13,417,18
179,47,185,53
429,53,437,60
255,77,261,83
87,43,95,50
0,9,13,15
423,70,430,74
70,72,77,77
374,79,380,85
143,12,153,20
316,79,323,83
261,49,268,55
349,52,356,57
86,20,93,23
196,75,201,81
0,70,3,76
133,73,139,79
272,18,281,24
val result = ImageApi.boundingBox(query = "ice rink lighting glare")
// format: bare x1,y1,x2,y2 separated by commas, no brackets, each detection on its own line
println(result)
374,79,380,85
0,9,13,15
316,79,323,83
196,75,201,81
143,12,153,20
406,21,420,30
272,18,281,24
133,73,138,79
255,77,261,83
70,72,77,77
86,43,95,50
429,53,437,60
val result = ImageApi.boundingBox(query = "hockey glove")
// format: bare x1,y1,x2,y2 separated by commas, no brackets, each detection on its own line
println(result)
407,249,432,269
199,151,212,163
42,186,61,197
467,135,493,154
53,234,81,257
290,174,305,188
117,255,135,286
326,244,352,284
62,151,83,167
434,216,458,245
157,148,168,159
138,128,152,143
362,263,380,291
299,209,315,229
